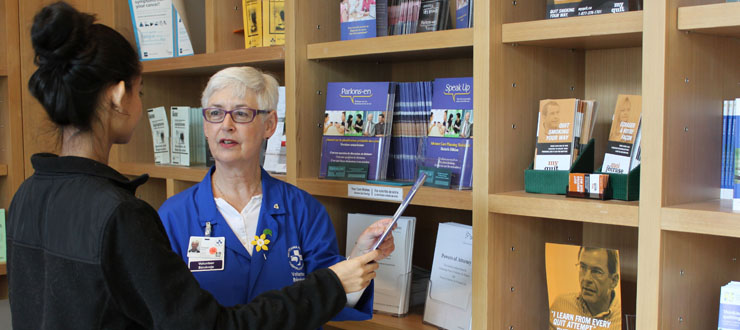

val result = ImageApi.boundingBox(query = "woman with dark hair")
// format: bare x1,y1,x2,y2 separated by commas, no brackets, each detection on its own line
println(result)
453,113,462,134
346,114,354,135
6,2,389,329
353,113,363,133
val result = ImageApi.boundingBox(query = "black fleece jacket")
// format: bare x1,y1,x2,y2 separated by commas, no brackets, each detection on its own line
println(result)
6,154,347,329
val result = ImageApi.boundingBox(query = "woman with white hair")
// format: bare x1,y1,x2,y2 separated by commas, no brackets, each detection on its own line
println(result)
158,66,394,325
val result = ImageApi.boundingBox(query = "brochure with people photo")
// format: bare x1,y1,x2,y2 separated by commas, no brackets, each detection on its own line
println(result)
423,77,474,189
546,243,622,330
320,82,396,180
340,0,378,40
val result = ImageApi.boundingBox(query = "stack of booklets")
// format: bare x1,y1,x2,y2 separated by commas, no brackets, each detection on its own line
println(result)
340,0,452,40
423,222,473,330
387,0,421,35
423,77,474,189
346,213,416,316
387,81,432,181
534,98,598,171
601,95,642,174
320,82,396,181
263,86,287,174
170,106,206,166
147,106,171,165
721,98,739,199
546,243,623,330
242,0,286,48
724,98,740,211
128,0,194,60
719,281,740,330
546,0,642,19
455,0,473,28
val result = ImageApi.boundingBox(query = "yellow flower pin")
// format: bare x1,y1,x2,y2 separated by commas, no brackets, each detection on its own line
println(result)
251,231,271,252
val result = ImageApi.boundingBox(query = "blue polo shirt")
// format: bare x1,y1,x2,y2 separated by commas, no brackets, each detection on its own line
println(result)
158,167,373,322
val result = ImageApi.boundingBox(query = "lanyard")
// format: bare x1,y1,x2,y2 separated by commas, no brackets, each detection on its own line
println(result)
205,221,212,237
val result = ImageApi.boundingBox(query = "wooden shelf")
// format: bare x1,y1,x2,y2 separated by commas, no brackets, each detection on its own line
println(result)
141,47,285,75
0,263,5,276
115,162,287,183
307,28,473,61
297,178,472,211
0,66,6,76
662,199,740,238
678,2,740,39
326,312,435,330
489,191,639,227
0,164,7,176
116,162,210,182
502,11,643,49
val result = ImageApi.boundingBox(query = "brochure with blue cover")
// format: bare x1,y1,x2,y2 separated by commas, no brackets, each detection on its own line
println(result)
340,0,378,40
320,82,396,180
424,77,473,189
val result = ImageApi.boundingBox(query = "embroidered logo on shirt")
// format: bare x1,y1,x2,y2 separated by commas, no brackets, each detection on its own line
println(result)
288,246,304,271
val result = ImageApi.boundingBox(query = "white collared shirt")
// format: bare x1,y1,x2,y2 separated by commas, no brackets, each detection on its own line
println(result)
214,194,262,255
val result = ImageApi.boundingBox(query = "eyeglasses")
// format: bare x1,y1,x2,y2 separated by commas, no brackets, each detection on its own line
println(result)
577,263,608,280
202,107,271,124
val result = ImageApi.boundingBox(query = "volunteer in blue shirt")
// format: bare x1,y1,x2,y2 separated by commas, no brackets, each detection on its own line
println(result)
159,66,394,323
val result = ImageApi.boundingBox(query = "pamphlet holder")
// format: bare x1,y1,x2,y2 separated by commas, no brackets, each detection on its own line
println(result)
524,139,595,195
422,279,473,329
372,271,414,317
599,165,640,201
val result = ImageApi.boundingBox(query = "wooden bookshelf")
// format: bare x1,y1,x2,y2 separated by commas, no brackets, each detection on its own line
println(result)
662,200,740,238
8,0,739,329
326,313,435,330
115,162,286,183
306,28,473,61
0,164,7,176
141,46,285,75
297,178,472,211
677,2,740,38
501,11,643,49
0,263,5,276
488,191,639,227
116,162,210,182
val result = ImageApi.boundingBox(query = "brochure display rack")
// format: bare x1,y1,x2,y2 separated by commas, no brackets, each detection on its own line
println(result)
7,0,740,329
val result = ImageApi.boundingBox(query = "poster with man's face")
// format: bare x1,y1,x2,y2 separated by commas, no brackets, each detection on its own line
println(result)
546,243,622,330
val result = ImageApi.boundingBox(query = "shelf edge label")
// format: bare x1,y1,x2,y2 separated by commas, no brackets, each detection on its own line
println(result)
347,184,403,202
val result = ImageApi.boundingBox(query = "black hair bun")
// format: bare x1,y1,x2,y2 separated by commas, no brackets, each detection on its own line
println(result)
31,1,94,66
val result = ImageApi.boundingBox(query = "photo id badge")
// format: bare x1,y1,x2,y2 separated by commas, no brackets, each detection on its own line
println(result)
187,236,225,272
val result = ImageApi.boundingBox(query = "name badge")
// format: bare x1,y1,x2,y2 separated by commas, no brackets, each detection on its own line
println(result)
187,236,225,272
